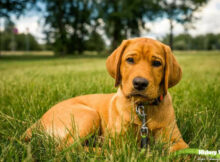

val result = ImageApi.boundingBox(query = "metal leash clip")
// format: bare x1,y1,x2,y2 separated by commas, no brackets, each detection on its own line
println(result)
140,125,148,137
136,103,149,148
136,104,145,119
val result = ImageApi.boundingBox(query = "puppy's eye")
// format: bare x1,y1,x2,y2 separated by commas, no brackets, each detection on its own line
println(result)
152,60,161,67
126,58,134,64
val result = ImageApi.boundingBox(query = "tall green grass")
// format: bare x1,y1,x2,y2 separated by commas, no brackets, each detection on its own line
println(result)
0,51,219,161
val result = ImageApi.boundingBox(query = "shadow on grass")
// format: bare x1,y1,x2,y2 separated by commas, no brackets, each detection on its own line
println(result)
0,54,108,62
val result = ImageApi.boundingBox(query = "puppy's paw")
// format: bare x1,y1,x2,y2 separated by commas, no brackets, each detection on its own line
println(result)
21,128,33,142
169,141,189,152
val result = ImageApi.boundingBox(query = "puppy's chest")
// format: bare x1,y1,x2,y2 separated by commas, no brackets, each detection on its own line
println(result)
145,106,171,130
107,104,168,135
120,107,167,131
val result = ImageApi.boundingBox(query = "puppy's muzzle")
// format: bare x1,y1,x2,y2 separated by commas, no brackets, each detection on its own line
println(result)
133,77,149,91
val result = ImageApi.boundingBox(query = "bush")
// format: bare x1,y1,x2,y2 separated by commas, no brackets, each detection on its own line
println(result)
0,31,42,51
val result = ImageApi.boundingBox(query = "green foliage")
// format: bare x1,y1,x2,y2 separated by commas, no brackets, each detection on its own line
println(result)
162,33,220,50
0,0,36,18
1,0,210,54
0,51,219,161
0,19,41,51
159,0,208,49
43,0,98,55
98,0,161,50
41,0,208,53
85,31,106,53
42,0,162,53
0,32,42,51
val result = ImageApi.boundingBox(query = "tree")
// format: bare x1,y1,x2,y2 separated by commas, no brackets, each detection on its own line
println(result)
0,0,38,54
1,32,41,51
159,0,208,50
0,19,41,51
98,0,161,50
162,33,220,50
0,0,36,18
85,31,106,53
42,0,98,55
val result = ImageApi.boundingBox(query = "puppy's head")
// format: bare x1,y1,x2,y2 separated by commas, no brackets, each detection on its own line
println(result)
106,38,182,103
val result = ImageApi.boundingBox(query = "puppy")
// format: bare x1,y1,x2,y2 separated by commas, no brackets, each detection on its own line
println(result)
25,38,189,152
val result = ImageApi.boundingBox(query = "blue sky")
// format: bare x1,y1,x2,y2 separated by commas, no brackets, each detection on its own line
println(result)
1,0,220,44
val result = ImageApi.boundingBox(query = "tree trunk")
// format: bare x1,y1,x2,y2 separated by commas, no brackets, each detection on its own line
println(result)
57,0,67,55
169,18,174,50
111,1,122,51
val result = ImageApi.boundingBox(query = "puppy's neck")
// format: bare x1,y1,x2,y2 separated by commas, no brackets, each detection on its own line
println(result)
115,87,168,109
115,88,136,111
112,88,142,125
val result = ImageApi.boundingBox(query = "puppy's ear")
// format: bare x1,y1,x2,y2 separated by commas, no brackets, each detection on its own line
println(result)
106,40,129,87
163,45,182,94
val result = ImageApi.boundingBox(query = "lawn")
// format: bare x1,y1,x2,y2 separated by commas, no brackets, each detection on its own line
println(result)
0,51,219,161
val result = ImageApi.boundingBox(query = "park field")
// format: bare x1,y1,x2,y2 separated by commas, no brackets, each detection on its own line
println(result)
0,51,219,161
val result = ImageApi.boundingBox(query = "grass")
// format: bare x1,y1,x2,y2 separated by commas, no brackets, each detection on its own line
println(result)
0,51,219,161
0,51,54,56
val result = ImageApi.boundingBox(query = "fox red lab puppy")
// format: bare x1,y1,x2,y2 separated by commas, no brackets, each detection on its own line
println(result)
25,38,189,152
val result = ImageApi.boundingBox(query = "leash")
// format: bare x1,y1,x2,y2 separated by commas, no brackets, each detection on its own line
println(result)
135,95,164,149
136,103,148,149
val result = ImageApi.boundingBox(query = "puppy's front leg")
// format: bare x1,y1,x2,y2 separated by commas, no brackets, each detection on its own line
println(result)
154,121,189,152
168,122,189,152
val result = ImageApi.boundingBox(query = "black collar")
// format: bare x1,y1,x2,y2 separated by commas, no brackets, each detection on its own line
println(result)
141,94,164,106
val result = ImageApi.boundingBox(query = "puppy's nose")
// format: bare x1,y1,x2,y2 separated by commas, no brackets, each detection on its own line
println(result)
133,77,149,91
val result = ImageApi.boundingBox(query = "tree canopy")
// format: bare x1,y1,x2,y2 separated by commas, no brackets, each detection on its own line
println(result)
98,0,161,50
159,0,208,49
0,0,36,18
0,0,210,54
162,33,220,50
42,0,99,54
0,19,41,51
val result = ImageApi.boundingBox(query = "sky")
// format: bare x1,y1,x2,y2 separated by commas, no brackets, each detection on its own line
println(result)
1,0,220,44
142,0,220,39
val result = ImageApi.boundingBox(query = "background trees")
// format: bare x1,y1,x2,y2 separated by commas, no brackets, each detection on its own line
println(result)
0,0,36,18
0,19,41,51
85,31,106,53
0,0,213,54
98,0,161,50
43,0,99,54
159,0,208,49
162,33,220,50
41,0,163,53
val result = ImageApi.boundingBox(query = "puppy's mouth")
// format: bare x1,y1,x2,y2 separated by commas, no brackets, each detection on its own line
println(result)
127,92,161,106
128,93,148,98
127,92,155,102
